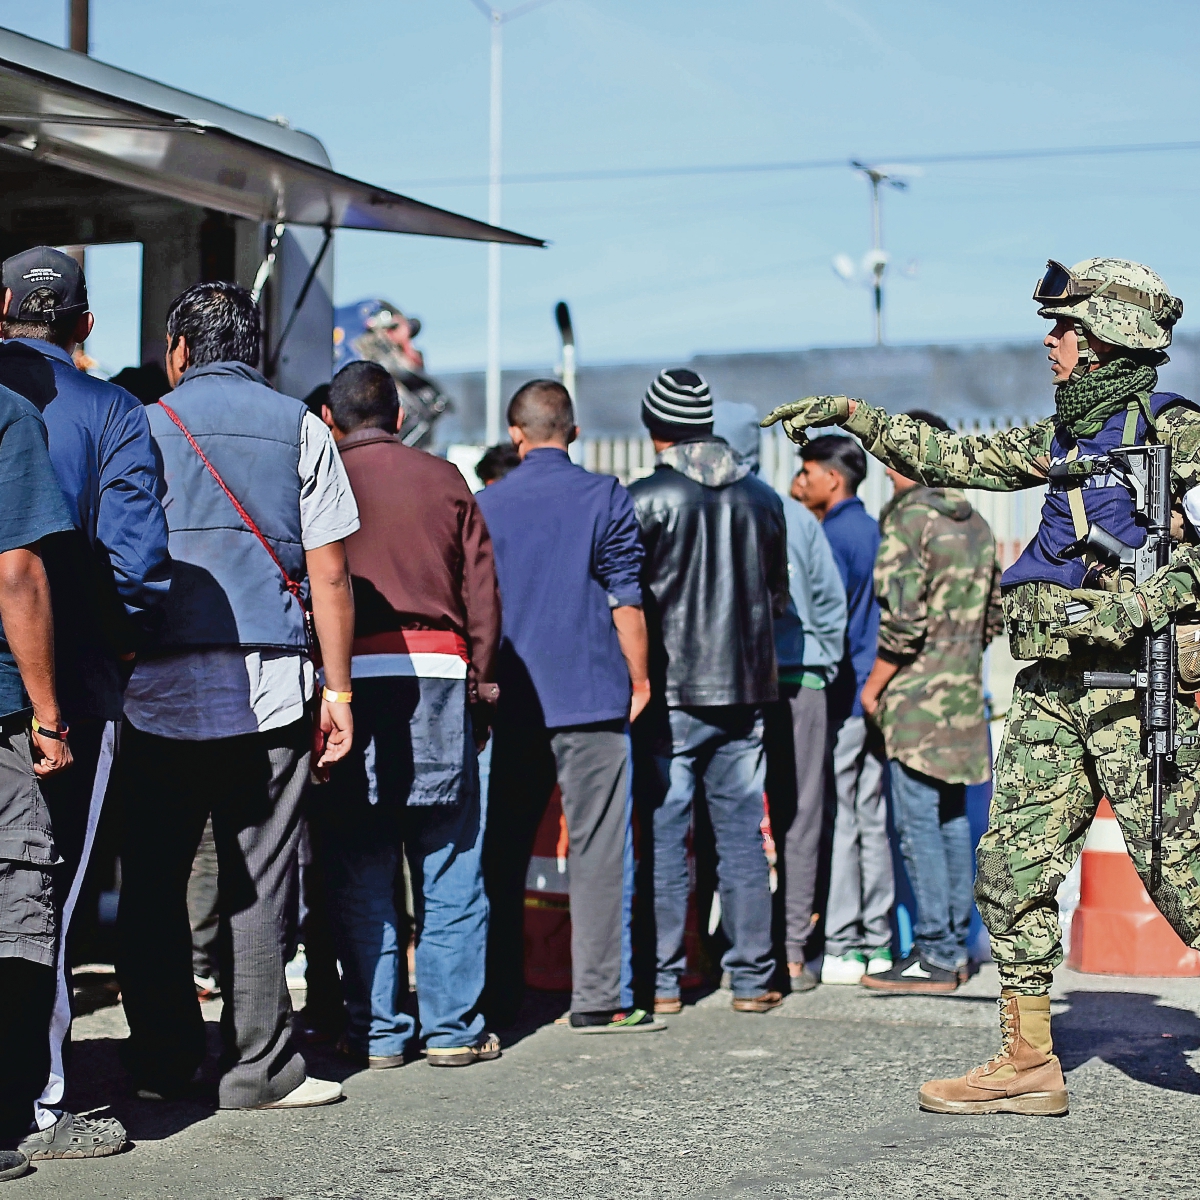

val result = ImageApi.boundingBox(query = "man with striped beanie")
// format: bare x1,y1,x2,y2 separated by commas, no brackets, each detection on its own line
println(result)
630,368,790,1013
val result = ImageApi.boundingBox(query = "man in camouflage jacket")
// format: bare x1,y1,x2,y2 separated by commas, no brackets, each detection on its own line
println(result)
763,257,1200,1117
856,409,1003,995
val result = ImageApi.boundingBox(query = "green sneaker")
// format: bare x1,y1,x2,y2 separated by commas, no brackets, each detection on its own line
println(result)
820,952,866,984
866,946,894,976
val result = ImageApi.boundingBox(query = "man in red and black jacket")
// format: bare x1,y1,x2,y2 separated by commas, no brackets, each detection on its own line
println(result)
316,360,503,1069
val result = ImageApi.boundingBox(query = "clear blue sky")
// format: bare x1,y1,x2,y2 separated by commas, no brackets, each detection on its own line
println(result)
3,1,1199,378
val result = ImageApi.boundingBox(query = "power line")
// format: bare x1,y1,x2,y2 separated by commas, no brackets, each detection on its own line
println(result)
397,139,1200,189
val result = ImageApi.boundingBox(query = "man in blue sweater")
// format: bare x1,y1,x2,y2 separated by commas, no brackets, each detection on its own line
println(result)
477,380,661,1034
796,435,894,985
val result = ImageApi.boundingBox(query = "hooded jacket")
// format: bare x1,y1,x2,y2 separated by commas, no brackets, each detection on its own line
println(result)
628,436,788,708
873,484,1004,785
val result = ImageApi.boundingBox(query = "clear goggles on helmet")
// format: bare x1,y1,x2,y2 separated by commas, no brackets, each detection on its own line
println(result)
1033,259,1182,321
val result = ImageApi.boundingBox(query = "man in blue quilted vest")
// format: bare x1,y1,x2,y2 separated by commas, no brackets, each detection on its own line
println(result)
764,257,1200,1117
116,282,359,1111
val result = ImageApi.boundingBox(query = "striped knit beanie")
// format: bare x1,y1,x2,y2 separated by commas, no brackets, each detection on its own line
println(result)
641,368,713,438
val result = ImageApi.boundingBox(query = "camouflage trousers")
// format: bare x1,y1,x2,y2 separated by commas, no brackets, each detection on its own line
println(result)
977,652,1200,995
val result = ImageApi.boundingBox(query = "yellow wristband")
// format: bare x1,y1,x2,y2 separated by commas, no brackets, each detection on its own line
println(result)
322,687,353,703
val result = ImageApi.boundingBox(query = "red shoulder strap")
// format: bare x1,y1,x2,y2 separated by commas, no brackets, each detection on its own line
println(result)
158,401,304,602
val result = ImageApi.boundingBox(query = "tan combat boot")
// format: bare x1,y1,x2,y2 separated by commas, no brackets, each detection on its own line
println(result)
918,993,1068,1115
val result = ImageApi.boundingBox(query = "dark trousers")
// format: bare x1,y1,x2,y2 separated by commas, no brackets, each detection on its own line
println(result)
0,959,53,1142
483,719,632,1022
116,719,310,1108
764,685,830,965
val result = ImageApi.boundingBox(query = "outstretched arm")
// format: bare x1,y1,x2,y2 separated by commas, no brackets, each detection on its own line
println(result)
845,403,1055,492
762,394,1055,492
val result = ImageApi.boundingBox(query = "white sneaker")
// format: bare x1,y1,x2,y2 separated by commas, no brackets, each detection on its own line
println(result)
821,952,866,985
255,1076,342,1109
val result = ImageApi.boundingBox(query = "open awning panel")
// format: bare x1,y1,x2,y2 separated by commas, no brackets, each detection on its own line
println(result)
0,31,544,247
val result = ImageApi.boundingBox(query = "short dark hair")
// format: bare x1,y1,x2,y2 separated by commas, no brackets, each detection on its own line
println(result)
507,379,574,443
327,361,400,433
476,442,521,485
800,434,867,493
904,408,952,433
3,287,77,346
165,281,260,368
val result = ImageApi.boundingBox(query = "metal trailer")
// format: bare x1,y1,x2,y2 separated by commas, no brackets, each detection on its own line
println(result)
0,26,543,400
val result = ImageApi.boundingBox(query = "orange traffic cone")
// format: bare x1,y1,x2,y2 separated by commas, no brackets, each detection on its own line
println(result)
1067,798,1200,976
524,786,573,991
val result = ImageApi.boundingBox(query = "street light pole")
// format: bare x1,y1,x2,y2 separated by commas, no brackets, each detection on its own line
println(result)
486,11,503,443
468,0,558,445
868,171,883,346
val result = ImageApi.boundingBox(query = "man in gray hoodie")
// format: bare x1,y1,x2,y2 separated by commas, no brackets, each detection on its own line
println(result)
713,404,847,993
629,373,789,1015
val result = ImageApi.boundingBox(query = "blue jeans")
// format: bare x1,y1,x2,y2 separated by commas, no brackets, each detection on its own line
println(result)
644,706,774,999
889,760,973,972
316,678,487,1054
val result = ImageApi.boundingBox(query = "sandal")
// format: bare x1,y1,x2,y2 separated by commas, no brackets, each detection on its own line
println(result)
426,1031,502,1068
19,1111,126,1160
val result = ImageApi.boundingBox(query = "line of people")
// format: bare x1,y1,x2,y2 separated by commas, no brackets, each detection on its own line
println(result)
0,244,1001,1185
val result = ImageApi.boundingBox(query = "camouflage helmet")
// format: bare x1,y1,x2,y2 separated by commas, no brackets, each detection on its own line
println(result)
1034,257,1182,352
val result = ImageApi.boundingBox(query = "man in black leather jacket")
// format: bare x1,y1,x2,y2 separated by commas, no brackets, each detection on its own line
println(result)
629,368,789,1015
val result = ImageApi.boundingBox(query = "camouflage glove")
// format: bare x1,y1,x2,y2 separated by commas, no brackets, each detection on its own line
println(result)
760,395,854,446
1057,589,1151,650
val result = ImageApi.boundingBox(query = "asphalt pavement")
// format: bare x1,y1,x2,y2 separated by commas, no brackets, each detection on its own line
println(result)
11,964,1200,1199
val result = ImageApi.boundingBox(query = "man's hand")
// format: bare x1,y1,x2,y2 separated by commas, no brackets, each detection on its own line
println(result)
760,395,856,446
630,678,651,724
315,697,353,769
31,722,72,777
859,685,881,719
1058,588,1149,649
858,656,898,722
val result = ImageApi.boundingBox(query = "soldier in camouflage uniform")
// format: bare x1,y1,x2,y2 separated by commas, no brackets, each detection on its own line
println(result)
856,409,1004,994
763,258,1200,1116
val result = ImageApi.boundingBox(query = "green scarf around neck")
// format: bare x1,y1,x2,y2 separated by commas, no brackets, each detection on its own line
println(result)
1054,355,1158,438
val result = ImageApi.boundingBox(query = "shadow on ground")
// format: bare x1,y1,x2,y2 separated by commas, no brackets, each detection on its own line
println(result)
1058,989,1200,1094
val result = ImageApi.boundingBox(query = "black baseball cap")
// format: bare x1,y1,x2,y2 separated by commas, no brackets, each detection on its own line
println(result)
2,246,88,323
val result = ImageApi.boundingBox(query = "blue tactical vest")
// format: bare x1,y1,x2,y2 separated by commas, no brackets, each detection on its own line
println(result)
147,361,308,651
1002,392,1189,591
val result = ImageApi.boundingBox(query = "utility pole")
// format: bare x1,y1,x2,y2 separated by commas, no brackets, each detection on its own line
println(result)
68,0,89,54
468,0,557,444
850,161,911,347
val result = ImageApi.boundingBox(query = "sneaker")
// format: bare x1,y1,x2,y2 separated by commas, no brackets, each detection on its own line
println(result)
254,1076,343,1109
426,1031,502,1068
865,946,893,975
653,995,683,1015
860,950,959,994
787,962,819,993
731,990,783,1013
19,1111,126,1159
568,1009,667,1034
820,952,866,984
194,974,220,999
0,1151,28,1181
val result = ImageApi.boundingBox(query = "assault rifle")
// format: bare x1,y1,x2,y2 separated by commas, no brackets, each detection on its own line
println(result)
1051,444,1173,889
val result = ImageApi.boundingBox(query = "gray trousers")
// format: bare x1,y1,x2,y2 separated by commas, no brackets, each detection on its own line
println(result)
484,720,631,1017
765,685,829,964
824,715,894,956
117,719,309,1108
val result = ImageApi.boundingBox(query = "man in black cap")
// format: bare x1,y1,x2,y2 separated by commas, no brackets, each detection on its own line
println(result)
628,368,789,1015
0,245,171,1161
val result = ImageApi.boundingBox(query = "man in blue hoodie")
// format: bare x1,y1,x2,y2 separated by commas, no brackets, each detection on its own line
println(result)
0,246,171,1161
795,435,894,985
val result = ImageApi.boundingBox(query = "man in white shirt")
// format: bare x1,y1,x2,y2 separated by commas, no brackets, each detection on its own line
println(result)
116,283,357,1111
